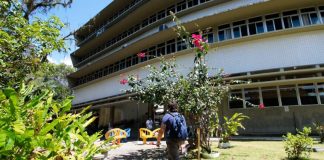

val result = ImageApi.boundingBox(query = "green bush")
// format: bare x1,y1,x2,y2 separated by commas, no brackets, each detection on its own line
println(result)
220,113,249,143
283,127,313,160
0,84,108,159
313,122,324,143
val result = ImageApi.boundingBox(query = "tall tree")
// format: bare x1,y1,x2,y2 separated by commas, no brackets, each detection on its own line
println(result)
27,63,75,101
0,0,70,87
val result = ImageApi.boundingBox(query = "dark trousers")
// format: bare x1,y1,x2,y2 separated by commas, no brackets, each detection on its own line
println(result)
166,139,183,160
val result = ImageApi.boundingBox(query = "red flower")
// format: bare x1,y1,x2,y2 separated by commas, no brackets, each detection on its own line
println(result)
258,103,265,109
120,78,128,85
137,52,146,58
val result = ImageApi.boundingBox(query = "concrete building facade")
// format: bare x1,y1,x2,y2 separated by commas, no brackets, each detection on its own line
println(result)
69,0,324,135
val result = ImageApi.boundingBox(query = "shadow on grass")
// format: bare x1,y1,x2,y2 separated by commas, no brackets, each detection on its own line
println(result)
110,147,166,160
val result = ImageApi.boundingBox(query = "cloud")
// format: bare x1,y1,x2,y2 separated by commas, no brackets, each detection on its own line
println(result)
47,55,73,66
61,56,73,66
47,56,58,64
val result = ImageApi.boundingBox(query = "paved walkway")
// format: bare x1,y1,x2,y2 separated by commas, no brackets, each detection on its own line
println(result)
106,141,168,160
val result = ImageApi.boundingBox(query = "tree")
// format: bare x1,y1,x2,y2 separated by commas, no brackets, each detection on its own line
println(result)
27,63,75,101
20,0,73,21
125,12,230,153
0,0,67,88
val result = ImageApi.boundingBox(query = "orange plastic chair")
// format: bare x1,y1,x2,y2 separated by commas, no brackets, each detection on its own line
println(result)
105,128,127,145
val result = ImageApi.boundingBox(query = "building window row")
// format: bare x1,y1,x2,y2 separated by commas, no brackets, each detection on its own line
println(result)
77,0,212,66
229,83,324,109
75,6,324,86
76,28,213,86
77,0,143,44
218,6,324,41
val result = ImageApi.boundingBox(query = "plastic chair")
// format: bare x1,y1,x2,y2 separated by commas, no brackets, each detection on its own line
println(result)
139,128,153,144
105,128,127,145
121,128,131,142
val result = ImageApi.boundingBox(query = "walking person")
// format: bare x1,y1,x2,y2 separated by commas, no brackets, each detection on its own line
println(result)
157,101,188,160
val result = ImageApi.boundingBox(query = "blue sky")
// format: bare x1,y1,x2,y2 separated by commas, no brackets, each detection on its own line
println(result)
46,0,113,66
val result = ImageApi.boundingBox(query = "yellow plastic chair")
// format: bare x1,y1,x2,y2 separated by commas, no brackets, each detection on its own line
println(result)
152,128,164,139
105,128,127,145
139,128,153,144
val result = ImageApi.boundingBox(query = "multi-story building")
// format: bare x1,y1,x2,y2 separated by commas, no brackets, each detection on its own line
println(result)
69,0,324,135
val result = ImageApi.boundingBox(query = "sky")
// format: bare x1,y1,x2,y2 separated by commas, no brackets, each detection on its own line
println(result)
45,0,113,66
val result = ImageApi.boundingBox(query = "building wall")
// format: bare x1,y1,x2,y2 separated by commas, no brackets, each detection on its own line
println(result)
73,30,324,104
221,101,324,134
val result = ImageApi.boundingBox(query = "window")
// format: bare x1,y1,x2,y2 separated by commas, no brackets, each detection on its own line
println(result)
229,90,243,109
317,83,324,104
132,55,139,65
232,20,248,38
248,17,264,35
177,38,187,51
113,62,120,72
134,24,140,32
149,14,157,24
157,42,165,56
320,6,324,23
262,86,279,107
108,64,113,74
157,10,166,20
177,1,187,12
280,85,298,106
126,56,132,67
282,10,300,28
244,88,260,108
298,83,318,105
166,39,176,54
202,28,214,43
301,7,320,26
142,18,149,27
148,47,156,60
218,24,232,41
188,0,199,8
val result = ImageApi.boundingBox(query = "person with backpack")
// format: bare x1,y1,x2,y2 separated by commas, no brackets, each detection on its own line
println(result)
156,101,188,160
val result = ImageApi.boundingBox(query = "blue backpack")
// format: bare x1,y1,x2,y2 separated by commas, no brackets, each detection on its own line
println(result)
167,112,188,140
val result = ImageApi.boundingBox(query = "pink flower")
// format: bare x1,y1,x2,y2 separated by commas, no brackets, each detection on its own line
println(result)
192,34,202,40
120,78,128,85
137,52,146,58
191,34,204,51
258,103,265,109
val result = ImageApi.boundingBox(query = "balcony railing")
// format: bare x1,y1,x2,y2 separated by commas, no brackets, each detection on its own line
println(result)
72,5,324,87
74,0,213,68
76,0,145,46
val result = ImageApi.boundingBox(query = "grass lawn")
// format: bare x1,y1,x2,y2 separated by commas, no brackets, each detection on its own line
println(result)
210,141,324,160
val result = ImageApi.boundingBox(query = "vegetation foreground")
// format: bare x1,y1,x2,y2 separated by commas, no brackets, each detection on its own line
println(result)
209,141,324,160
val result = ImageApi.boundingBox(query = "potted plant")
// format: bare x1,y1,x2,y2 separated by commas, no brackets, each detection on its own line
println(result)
219,113,249,148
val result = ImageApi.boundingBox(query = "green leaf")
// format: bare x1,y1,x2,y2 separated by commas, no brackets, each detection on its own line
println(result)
39,119,59,135
0,90,6,101
12,120,25,134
